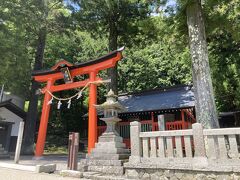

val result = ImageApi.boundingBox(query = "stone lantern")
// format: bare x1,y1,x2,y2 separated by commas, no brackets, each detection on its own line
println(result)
95,89,126,135
79,90,129,175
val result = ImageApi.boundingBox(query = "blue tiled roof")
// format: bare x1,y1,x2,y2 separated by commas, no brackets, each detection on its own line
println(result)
118,85,195,113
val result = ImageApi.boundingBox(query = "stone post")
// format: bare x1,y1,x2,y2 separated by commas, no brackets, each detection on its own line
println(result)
67,132,79,170
14,121,24,164
192,123,206,157
158,115,165,131
129,121,141,163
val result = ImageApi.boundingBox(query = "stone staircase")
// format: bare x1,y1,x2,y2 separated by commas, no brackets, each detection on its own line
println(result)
0,144,10,159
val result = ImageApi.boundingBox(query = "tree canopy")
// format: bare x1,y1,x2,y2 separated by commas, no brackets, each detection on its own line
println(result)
0,0,239,147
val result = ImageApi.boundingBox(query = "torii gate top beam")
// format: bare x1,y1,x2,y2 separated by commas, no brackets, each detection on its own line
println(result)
32,47,124,83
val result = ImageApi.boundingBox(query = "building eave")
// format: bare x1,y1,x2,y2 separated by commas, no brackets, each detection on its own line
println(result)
0,99,26,120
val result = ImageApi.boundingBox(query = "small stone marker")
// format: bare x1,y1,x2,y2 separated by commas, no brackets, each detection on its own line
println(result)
35,164,56,173
67,132,79,170
60,170,83,178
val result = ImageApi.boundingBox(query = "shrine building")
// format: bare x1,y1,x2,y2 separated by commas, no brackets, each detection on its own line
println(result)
96,85,196,148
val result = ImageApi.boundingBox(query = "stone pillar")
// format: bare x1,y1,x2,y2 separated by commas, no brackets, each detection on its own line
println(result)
14,121,24,163
129,121,141,163
192,123,206,157
158,115,165,131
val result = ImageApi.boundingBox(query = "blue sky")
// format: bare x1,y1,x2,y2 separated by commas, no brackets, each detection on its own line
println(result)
64,0,177,13
167,0,177,6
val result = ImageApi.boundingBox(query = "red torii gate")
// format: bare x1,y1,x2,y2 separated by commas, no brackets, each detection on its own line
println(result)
32,48,124,157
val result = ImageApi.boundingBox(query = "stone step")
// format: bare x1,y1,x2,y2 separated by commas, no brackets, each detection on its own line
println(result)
98,135,123,143
91,148,130,154
0,150,8,154
0,150,7,154
0,144,9,159
87,153,130,160
84,159,123,166
95,142,126,149
82,171,129,180
0,150,9,154
87,165,124,176
0,153,10,159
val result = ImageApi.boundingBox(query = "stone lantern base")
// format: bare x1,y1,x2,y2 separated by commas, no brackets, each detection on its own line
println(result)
79,118,130,175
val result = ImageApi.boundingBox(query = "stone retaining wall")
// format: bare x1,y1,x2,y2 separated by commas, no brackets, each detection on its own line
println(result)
125,168,240,180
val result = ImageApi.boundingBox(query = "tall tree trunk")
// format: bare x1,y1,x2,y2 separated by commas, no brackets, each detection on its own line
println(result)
22,27,47,154
107,20,118,95
186,1,219,128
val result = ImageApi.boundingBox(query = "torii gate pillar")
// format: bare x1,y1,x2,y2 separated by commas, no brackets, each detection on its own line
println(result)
88,71,98,153
35,80,54,157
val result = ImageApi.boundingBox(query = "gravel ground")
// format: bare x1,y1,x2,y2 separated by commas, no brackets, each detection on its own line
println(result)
1,154,86,171
0,167,89,180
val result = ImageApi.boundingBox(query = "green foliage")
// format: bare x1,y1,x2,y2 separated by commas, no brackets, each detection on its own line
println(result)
44,30,108,66
119,43,191,93
205,0,240,40
0,0,70,98
71,0,154,48
204,0,240,111
0,1,32,97
209,32,240,111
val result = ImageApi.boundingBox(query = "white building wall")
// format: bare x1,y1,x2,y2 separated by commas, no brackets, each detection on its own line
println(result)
0,108,23,136
0,93,25,137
